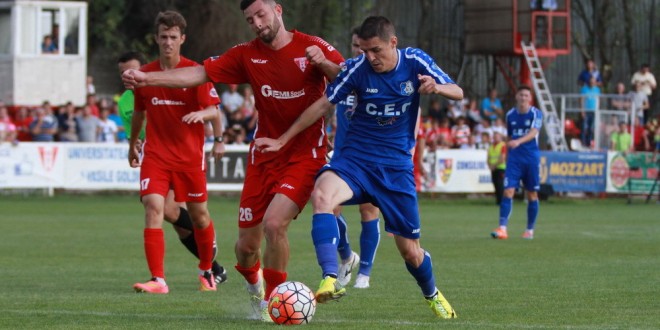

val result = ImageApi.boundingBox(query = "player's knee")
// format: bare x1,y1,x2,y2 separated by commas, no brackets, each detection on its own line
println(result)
235,236,260,257
400,249,423,267
359,204,379,220
311,188,334,212
503,188,515,198
263,218,288,241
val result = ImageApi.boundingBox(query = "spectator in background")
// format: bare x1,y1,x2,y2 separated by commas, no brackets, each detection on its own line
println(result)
427,99,446,124
77,105,100,142
0,104,17,143
221,84,244,116
14,107,33,141
492,117,507,137
447,97,466,123
481,88,503,121
478,132,491,150
580,76,601,148
632,117,650,151
461,134,477,150
29,107,58,141
577,59,602,87
451,116,471,148
107,104,126,142
630,82,649,125
57,102,79,142
610,121,632,152
41,35,57,54
465,98,483,127
487,131,506,205
86,94,100,117
630,64,656,117
86,75,96,95
97,107,118,143
610,82,631,111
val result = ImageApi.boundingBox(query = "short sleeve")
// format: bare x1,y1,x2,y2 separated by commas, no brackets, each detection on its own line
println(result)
326,57,360,104
196,82,221,109
405,48,454,85
203,45,248,85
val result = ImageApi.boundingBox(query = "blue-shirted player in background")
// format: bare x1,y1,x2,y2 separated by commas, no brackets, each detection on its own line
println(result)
256,16,463,319
491,86,543,240
333,27,381,290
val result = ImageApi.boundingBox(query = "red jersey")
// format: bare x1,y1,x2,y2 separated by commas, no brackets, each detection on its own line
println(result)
203,30,344,164
134,57,220,171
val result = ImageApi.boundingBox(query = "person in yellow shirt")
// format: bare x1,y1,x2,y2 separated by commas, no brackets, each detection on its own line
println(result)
610,121,632,152
488,132,507,205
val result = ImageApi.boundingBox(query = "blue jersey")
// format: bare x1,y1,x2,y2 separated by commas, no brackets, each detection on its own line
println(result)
332,94,356,158
326,47,454,167
505,106,543,162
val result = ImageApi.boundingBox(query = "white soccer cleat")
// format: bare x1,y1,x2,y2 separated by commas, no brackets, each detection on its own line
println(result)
353,273,370,289
337,251,360,287
246,270,265,320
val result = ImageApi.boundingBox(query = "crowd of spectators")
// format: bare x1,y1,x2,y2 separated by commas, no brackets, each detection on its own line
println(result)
0,81,259,146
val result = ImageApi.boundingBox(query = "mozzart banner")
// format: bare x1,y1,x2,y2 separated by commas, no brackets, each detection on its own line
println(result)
539,151,607,192
0,142,250,191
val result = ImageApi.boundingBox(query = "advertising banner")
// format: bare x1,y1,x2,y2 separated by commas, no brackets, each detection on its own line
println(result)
606,152,658,194
426,149,493,192
539,152,607,192
0,143,65,188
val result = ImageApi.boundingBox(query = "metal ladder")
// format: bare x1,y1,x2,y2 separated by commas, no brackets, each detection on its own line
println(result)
521,42,568,151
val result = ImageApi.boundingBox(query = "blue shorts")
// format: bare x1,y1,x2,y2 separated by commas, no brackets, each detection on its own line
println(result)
318,157,421,239
504,159,540,191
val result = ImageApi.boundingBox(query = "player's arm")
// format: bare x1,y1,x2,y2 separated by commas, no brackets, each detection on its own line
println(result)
128,111,145,168
417,74,463,100
209,107,225,158
508,128,539,149
182,105,219,124
122,66,210,89
255,96,334,152
306,46,341,81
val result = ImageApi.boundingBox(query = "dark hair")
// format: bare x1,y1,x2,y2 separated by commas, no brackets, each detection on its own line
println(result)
154,10,187,35
357,16,395,41
641,63,650,69
240,0,275,11
351,26,360,37
517,85,532,93
117,51,145,65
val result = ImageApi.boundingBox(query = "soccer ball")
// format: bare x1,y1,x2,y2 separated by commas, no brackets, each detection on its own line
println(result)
267,281,316,325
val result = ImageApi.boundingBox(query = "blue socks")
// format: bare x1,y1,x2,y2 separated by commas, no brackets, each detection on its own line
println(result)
359,219,380,276
527,199,539,230
405,251,436,297
312,213,340,278
336,214,352,261
499,196,513,227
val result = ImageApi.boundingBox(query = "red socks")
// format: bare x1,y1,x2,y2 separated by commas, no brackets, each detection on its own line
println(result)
263,268,287,299
193,220,216,271
144,228,165,279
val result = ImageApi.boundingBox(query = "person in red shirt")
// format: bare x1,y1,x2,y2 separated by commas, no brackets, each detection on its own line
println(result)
123,0,344,321
128,11,224,295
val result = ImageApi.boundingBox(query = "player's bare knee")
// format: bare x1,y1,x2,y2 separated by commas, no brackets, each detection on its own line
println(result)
311,188,334,212
263,218,287,242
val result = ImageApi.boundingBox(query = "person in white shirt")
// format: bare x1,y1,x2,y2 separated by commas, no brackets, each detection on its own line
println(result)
97,107,118,143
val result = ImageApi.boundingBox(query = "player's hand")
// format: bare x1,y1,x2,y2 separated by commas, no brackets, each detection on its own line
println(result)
128,142,142,168
211,141,225,159
254,137,283,153
417,74,437,94
306,46,326,67
182,111,205,124
507,140,521,149
122,69,147,90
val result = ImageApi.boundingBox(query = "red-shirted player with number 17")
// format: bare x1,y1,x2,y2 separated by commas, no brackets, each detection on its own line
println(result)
122,0,344,321
129,11,224,294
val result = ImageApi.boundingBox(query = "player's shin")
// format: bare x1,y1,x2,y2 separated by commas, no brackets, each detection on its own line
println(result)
336,214,352,260
499,197,513,227
311,213,340,277
359,218,380,276
405,251,436,297
527,199,539,230
193,220,216,271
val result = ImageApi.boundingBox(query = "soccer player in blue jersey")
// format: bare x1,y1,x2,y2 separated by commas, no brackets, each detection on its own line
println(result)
333,27,381,290
491,86,543,240
255,16,462,319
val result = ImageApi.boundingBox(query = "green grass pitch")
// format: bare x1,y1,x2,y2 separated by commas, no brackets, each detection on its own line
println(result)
0,194,658,329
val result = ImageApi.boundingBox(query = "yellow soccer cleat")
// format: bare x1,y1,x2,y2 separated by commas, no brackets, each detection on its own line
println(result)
315,276,346,303
426,289,457,319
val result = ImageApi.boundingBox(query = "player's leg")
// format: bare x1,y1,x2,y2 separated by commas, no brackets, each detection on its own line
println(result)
311,170,354,303
354,202,380,289
522,162,540,239
493,161,521,239
394,236,456,319
336,205,360,287
163,191,227,284
133,163,170,294
174,170,217,291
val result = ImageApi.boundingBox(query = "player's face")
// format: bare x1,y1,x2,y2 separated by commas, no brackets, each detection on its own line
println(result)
244,0,282,44
516,89,532,110
350,34,362,58
117,59,141,77
155,25,185,59
359,35,398,73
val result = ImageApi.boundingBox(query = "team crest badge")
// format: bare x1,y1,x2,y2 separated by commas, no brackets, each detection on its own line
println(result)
294,57,308,72
400,80,414,96
437,158,453,184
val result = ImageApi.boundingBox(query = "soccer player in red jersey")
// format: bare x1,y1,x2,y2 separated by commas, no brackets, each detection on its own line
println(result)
128,11,224,294
123,0,343,319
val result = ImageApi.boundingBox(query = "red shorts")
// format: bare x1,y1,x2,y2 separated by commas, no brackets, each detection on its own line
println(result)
237,156,325,228
139,159,207,203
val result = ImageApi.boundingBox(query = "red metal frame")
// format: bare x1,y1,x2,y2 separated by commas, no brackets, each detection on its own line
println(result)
512,0,571,58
